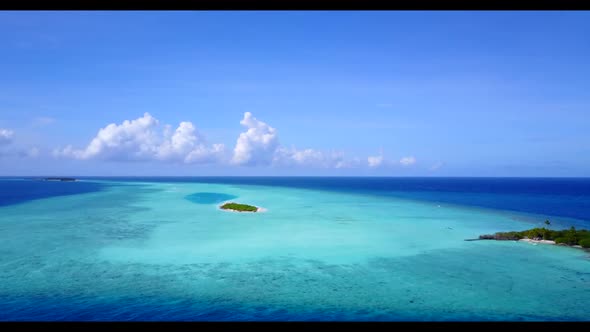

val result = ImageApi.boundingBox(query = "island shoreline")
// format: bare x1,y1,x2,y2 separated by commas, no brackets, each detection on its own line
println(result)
469,227,589,251
217,201,266,213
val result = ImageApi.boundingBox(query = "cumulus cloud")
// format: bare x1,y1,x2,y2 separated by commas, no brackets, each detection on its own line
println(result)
230,112,359,169
52,111,415,170
185,143,225,164
274,147,352,168
55,113,160,160
53,145,81,159
54,113,225,164
156,121,224,163
367,154,419,168
367,155,384,168
231,112,279,166
0,129,14,145
400,156,416,166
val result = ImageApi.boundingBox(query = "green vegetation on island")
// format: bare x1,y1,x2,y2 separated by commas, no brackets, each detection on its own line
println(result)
477,220,590,248
219,202,259,212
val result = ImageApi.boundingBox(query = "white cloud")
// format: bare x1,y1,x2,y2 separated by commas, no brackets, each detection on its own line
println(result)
274,147,352,168
185,143,225,164
56,112,160,160
53,144,81,158
51,111,416,171
230,112,361,169
274,147,322,166
54,113,225,164
156,121,224,163
400,156,416,166
0,128,14,145
231,112,279,166
367,155,384,167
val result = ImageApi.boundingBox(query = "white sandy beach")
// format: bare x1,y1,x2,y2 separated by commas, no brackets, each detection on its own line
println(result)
519,239,556,245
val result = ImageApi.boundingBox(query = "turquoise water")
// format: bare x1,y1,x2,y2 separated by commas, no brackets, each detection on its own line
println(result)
184,192,238,205
0,178,589,321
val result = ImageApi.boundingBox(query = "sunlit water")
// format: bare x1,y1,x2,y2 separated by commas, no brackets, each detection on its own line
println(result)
0,178,589,321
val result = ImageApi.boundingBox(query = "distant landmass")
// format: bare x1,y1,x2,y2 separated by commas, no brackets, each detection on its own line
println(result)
469,225,590,249
42,177,77,182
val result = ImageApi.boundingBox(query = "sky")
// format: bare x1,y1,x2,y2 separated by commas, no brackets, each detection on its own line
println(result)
0,11,589,176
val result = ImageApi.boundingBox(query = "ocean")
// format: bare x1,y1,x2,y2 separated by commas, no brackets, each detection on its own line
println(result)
0,177,589,321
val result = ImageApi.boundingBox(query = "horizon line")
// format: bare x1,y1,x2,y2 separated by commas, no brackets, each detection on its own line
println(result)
2,175,590,179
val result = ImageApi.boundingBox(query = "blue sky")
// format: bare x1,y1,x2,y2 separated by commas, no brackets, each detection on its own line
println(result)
0,11,589,176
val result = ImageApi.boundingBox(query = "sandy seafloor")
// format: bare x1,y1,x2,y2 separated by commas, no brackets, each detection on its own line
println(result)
0,178,589,321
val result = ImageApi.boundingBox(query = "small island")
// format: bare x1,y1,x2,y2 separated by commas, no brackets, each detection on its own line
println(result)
42,177,77,182
219,202,261,213
472,221,590,249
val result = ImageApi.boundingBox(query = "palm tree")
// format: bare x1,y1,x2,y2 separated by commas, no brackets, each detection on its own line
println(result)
541,220,552,239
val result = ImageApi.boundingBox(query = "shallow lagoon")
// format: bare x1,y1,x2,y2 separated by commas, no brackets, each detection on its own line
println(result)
0,178,589,321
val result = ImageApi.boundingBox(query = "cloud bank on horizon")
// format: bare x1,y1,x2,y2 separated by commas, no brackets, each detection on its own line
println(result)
48,112,418,170
53,113,225,164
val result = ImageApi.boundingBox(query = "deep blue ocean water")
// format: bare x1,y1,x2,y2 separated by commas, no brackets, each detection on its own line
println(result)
0,178,106,207
74,177,590,223
4,177,589,222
